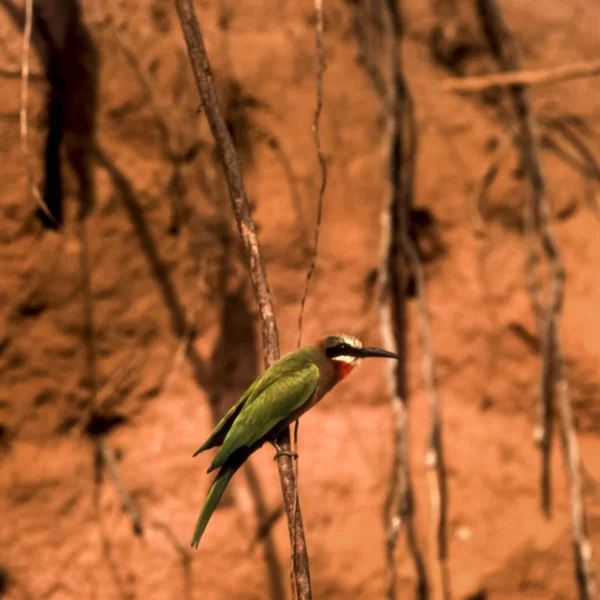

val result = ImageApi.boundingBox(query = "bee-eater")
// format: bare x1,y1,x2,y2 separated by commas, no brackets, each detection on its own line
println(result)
190,333,399,548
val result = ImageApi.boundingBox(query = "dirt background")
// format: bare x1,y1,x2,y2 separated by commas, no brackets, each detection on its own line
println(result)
1,0,600,598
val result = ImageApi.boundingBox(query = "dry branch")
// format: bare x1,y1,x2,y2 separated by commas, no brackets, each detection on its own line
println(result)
380,0,430,598
297,0,327,349
98,439,143,536
20,0,56,225
374,0,450,596
477,0,549,509
406,240,449,600
174,2,312,598
477,1,596,598
152,519,193,600
442,59,600,92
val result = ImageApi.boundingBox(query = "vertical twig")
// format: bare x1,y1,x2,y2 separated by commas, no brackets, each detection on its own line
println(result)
99,440,144,536
297,0,327,349
380,0,429,598
405,244,450,600
477,1,596,598
292,4,328,585
20,0,56,224
174,3,312,598
477,0,548,514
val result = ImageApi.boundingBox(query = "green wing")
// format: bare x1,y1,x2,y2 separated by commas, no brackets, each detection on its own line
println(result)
193,376,261,457
207,357,320,472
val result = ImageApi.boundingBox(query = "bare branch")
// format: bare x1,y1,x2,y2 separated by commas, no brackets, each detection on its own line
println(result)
477,1,596,598
556,364,596,599
98,439,144,536
405,242,450,600
152,519,193,600
379,0,429,597
20,0,56,225
477,0,549,511
442,58,600,92
297,0,327,349
174,2,312,598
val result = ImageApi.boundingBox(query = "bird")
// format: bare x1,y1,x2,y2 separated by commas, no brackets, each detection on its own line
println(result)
190,333,400,548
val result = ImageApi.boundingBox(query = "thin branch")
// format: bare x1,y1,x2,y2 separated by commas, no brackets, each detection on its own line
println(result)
380,0,428,598
387,1,449,596
442,58,600,92
98,439,143,536
297,0,327,349
477,0,549,511
20,0,56,224
477,1,596,598
174,3,312,598
404,243,450,600
349,0,387,103
152,519,193,600
102,10,185,163
556,365,596,600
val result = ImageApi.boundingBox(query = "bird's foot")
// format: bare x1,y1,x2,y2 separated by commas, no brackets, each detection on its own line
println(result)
272,443,298,461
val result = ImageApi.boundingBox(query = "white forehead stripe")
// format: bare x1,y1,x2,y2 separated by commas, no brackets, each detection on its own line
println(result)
333,355,361,365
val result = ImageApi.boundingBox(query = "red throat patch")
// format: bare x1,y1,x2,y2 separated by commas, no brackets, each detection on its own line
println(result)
334,360,355,380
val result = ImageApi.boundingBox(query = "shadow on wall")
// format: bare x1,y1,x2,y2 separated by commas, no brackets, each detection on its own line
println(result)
1,2,288,598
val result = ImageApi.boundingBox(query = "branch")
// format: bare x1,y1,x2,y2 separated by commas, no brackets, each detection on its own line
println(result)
20,0,56,225
297,0,327,349
477,1,596,598
152,519,193,600
174,2,312,598
98,439,144,536
405,242,450,600
556,368,596,599
380,0,429,598
442,58,600,92
477,0,548,510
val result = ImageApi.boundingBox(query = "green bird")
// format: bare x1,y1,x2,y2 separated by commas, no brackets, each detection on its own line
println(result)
190,333,399,548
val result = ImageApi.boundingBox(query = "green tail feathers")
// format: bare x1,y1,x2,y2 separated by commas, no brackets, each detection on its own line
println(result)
191,461,239,549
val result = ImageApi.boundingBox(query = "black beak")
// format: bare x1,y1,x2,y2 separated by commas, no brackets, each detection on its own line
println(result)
353,346,400,360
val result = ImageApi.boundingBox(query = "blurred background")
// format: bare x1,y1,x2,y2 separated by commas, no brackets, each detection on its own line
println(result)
0,0,599,598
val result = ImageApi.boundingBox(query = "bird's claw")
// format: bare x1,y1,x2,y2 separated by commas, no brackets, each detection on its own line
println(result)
273,450,298,461
272,443,298,461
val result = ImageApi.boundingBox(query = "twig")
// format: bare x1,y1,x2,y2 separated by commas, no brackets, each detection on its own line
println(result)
174,3,312,598
385,1,449,596
442,58,600,92
98,439,144,536
102,10,184,163
404,243,450,600
379,0,428,598
477,0,549,511
477,1,596,598
349,0,387,103
291,5,328,586
20,0,56,224
297,0,327,349
152,519,193,600
556,369,596,599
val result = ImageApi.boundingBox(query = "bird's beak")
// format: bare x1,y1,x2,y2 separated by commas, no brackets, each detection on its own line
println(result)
354,346,400,360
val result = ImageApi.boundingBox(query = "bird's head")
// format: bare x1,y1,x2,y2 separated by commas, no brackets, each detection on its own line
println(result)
320,333,399,379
